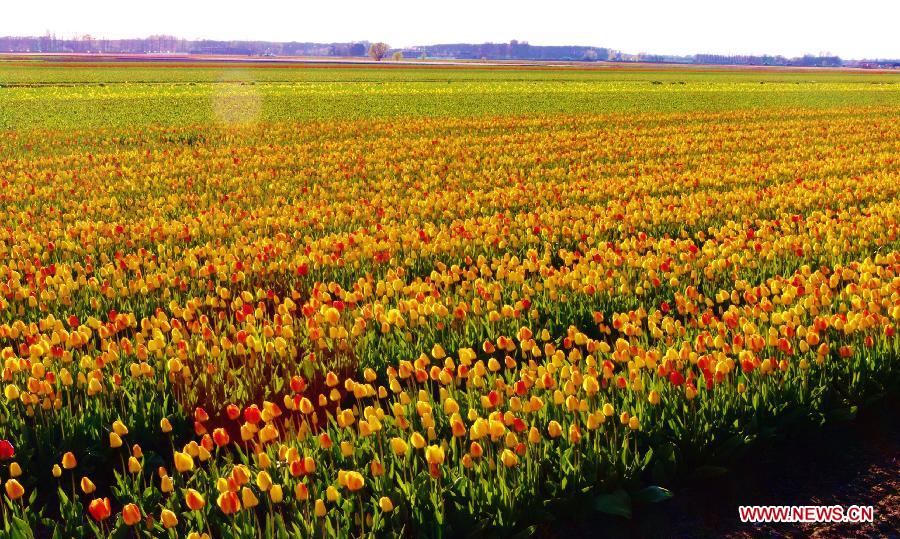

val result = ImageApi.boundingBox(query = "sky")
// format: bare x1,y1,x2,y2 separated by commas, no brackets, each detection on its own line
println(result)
2,0,898,59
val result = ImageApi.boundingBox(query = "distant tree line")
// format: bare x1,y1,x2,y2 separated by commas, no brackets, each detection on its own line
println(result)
0,35,609,61
405,41,610,61
1,35,896,67
692,53,843,67
0,34,371,57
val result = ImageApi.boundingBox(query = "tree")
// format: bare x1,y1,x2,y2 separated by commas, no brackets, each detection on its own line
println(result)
392,51,403,61
369,42,390,61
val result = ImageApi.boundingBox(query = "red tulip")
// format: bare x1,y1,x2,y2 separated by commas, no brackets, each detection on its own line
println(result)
213,428,230,447
226,404,241,421
514,380,527,396
88,498,112,521
290,376,307,393
244,405,261,424
0,440,14,460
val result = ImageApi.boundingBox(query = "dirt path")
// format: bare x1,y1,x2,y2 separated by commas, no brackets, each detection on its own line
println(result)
537,395,900,538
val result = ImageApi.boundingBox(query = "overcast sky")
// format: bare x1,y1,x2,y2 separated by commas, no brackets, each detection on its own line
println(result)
3,0,898,59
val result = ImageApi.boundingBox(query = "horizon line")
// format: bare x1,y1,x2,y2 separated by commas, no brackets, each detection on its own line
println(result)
1,33,897,62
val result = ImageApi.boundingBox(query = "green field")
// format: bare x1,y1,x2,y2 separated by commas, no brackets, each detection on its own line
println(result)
1,61,898,129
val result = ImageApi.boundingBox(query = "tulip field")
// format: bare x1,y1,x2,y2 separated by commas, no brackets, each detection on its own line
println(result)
0,61,899,538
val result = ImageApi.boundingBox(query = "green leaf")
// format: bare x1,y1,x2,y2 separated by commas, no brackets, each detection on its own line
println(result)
592,489,632,519
633,485,673,504
11,516,35,539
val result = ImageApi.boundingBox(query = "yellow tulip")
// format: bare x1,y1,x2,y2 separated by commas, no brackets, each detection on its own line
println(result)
390,437,409,455
269,484,284,503
241,487,259,508
256,471,272,491
4,384,20,401
161,509,178,529
500,449,519,467
410,432,425,449
109,432,123,448
174,452,194,473
112,420,129,436
315,499,327,517
425,445,445,465
346,471,365,491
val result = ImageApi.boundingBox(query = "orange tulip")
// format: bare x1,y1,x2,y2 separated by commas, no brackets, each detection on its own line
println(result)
185,488,206,511
217,490,241,515
61,451,77,469
122,503,141,526
4,479,24,500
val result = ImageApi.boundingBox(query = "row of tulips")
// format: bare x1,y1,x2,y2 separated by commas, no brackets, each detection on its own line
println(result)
2,108,899,536
3,251,897,536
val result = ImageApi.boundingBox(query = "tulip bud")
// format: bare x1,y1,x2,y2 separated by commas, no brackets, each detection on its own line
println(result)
61,452,78,470
161,509,178,528
256,471,272,491
4,479,24,500
109,432,123,448
112,420,129,436
269,484,284,503
122,503,141,526
81,477,96,494
241,487,259,508
315,498,327,517
174,452,194,473
185,488,206,511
